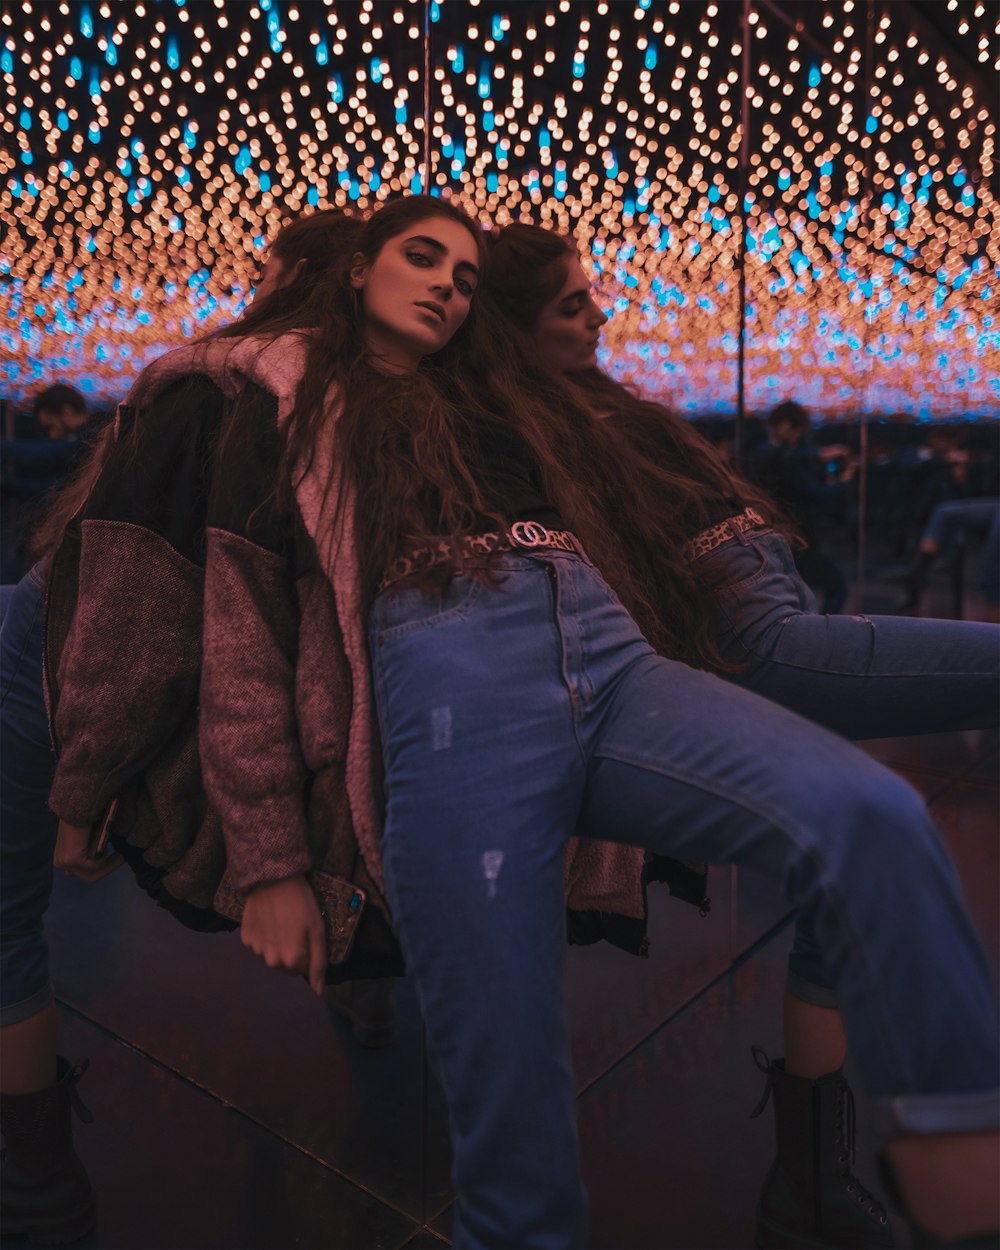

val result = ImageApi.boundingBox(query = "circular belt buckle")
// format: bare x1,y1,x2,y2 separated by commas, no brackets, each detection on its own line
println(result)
510,520,549,548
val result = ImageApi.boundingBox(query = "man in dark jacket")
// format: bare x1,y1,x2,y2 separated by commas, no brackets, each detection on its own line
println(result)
747,400,849,613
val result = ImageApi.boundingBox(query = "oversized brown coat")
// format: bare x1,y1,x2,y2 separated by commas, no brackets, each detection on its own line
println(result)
46,334,681,976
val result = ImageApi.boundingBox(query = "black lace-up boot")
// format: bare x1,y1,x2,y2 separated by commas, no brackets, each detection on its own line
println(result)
751,1047,895,1249
0,1057,97,1245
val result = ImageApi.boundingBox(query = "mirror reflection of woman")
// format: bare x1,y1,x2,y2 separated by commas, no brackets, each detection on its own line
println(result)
0,208,368,1244
484,220,999,1250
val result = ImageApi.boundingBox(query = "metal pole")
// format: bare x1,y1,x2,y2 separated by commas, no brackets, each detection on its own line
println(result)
734,0,753,468
728,0,755,945
854,0,877,608
422,0,432,192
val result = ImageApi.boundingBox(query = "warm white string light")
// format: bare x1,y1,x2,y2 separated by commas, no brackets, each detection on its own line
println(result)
1,0,996,418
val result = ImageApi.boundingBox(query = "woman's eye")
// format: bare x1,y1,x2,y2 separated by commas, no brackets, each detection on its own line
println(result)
561,302,584,318
407,250,431,266
456,278,475,297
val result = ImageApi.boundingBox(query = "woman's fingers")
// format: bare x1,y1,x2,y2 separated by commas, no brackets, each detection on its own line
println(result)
241,875,329,990
79,850,125,881
53,820,124,882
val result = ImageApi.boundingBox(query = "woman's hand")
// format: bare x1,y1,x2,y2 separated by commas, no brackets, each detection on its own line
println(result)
241,876,327,996
53,819,124,882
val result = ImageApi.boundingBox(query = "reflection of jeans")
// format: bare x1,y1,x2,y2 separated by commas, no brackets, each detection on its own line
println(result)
920,498,1000,606
370,552,998,1248
922,498,999,558
699,526,1000,1001
0,564,57,1024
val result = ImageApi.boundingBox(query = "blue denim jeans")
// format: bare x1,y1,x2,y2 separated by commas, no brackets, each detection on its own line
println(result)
923,497,999,557
4,530,997,1029
699,526,1000,1004
369,551,999,1248
920,499,1000,604
0,563,57,1025
702,526,1000,739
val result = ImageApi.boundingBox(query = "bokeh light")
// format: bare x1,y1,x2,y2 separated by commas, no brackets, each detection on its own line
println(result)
2,0,997,418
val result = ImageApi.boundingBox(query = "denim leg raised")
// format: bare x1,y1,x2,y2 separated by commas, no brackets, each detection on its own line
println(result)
699,527,1000,739
0,564,58,1025
699,527,1000,999
369,552,999,1248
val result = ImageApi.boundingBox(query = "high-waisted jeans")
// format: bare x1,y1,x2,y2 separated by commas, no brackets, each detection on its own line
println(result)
369,551,999,1249
699,526,1000,1004
3,535,997,1026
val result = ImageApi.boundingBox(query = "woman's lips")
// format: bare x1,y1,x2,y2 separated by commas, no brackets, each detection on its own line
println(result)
415,300,446,322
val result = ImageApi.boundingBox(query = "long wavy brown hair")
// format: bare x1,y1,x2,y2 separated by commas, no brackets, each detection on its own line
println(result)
267,198,682,662
270,196,749,669
38,198,772,670
272,196,506,575
32,207,363,560
482,221,793,669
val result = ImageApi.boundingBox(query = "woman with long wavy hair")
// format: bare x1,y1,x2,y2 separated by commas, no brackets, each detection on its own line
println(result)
29,196,1000,1250
483,219,1000,1250
0,207,366,1245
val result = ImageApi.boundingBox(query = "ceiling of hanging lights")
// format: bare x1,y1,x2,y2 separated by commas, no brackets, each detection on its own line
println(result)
1,0,997,418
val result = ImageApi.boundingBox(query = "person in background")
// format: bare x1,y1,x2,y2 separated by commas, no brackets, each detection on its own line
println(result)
31,385,92,442
896,497,1000,620
1,386,98,582
746,399,850,613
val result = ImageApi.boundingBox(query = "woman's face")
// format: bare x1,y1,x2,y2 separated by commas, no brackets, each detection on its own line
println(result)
534,257,608,374
352,216,480,371
252,252,305,303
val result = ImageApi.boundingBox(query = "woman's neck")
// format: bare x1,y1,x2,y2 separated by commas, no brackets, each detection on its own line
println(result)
361,329,422,374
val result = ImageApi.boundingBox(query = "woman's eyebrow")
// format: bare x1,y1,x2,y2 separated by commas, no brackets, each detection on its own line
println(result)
559,286,590,305
405,234,480,279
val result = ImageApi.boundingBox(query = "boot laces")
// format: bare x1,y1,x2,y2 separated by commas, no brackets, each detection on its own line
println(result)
749,1045,774,1119
837,1083,888,1223
836,1079,857,1170
66,1058,95,1125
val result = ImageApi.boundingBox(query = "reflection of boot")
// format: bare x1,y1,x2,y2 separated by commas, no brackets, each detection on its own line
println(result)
751,1049,894,1249
0,1056,97,1246
325,978,396,1048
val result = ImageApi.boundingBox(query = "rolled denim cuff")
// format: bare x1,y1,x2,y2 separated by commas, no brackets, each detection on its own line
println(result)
0,980,53,1028
875,1088,1000,1138
786,967,840,1010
